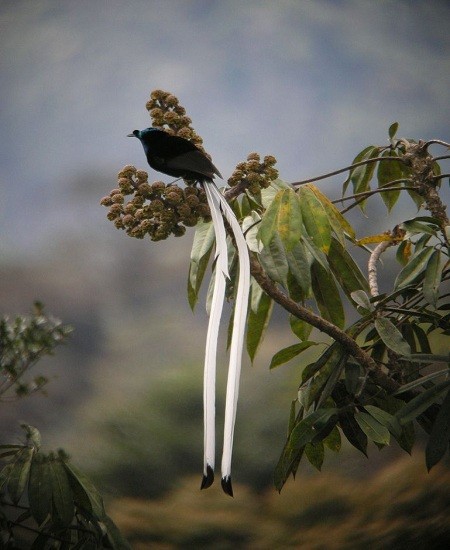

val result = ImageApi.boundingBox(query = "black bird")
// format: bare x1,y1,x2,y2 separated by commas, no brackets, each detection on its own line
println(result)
127,127,222,182
127,126,250,497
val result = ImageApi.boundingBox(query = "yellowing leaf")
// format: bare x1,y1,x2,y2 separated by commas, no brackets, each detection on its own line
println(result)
309,184,356,242
356,233,392,246
258,189,302,251
298,185,332,254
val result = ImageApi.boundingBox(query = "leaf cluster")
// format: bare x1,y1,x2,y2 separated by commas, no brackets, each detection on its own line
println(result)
188,123,450,491
0,303,72,400
0,425,130,549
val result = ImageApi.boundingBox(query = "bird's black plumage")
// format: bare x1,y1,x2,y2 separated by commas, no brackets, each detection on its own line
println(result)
128,128,222,182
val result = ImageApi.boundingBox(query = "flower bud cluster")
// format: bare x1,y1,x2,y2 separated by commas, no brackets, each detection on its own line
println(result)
228,152,278,195
145,89,206,153
100,165,210,241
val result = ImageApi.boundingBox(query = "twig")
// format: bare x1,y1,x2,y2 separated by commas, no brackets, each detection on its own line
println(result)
334,185,416,215
332,184,409,204
424,139,450,149
290,156,404,186
433,173,450,181
432,155,450,162
224,179,250,202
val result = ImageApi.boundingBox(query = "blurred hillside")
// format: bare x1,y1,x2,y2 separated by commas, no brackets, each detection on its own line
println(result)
108,456,450,549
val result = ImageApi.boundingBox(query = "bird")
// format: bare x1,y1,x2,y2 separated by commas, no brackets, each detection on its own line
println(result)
128,127,250,496
127,128,222,182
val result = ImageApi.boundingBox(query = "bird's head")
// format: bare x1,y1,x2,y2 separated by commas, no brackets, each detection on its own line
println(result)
127,127,161,140
127,129,141,139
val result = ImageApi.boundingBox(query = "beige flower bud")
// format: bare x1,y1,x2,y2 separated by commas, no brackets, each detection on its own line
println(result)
111,193,124,204
100,196,113,207
247,152,260,162
122,214,135,226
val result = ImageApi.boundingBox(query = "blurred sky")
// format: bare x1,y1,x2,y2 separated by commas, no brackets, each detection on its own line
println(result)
1,0,449,256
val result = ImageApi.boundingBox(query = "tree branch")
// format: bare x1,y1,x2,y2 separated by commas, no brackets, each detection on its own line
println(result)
248,253,400,393
368,240,394,297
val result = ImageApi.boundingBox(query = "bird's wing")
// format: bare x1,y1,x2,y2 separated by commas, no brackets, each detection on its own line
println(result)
166,151,223,180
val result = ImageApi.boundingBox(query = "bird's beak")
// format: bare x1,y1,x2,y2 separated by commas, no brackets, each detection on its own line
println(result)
127,133,135,137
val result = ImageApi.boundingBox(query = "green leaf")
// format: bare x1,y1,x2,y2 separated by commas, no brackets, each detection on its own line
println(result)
388,122,399,139
305,441,324,471
29,455,52,526
257,189,302,251
278,188,303,251
377,151,404,211
395,380,450,425
344,146,380,208
402,217,440,237
7,446,34,504
288,400,298,434
316,353,347,409
339,412,368,456
301,342,341,384
260,177,291,209
309,185,356,242
355,411,390,445
364,405,402,438
187,220,215,309
311,261,345,328
426,390,450,470
410,324,432,354
0,463,14,491
323,425,342,452
378,396,415,453
246,279,273,362
289,314,313,341
63,461,105,519
350,290,373,312
301,344,346,409
302,234,329,270
269,341,316,369
345,362,366,395
242,213,262,253
259,232,289,286
274,408,338,490
423,250,442,308
394,368,450,395
394,246,435,290
49,459,74,527
375,317,411,356
285,241,311,296
328,238,370,302
298,185,332,254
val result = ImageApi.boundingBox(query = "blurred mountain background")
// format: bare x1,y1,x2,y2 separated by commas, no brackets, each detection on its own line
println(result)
1,1,449,546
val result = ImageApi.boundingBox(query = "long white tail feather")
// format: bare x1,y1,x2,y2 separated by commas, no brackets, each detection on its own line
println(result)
209,183,250,487
202,184,229,479
204,184,229,278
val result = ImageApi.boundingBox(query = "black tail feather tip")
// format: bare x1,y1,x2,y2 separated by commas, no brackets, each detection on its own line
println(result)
200,465,214,490
221,476,233,497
